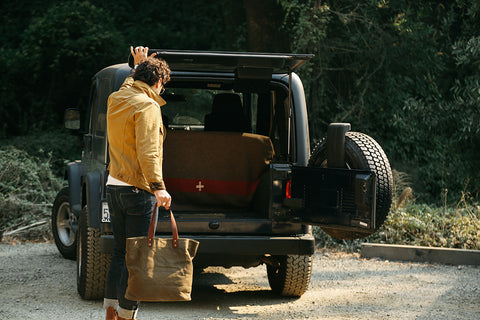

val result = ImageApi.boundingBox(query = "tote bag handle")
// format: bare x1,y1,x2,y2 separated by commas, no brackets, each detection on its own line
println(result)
147,204,178,248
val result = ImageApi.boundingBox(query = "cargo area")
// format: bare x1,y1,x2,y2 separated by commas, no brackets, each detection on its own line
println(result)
158,82,291,220
163,130,274,216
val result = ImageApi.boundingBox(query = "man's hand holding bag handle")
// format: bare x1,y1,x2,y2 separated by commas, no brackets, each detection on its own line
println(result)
125,204,199,302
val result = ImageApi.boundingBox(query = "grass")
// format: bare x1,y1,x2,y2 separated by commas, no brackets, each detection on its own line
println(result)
314,189,480,252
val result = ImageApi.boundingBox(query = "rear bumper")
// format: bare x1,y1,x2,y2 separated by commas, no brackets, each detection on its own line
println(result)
99,234,315,256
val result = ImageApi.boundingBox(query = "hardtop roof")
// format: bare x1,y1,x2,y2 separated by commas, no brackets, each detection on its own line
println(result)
128,49,313,75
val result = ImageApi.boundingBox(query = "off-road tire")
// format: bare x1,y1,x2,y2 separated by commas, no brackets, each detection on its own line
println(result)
52,187,77,260
76,205,111,300
309,131,393,240
267,255,313,297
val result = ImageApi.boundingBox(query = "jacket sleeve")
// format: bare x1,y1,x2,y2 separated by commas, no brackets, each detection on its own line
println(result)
134,101,166,191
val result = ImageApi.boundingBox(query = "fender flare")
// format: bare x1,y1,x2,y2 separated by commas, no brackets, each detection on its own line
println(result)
66,161,86,218
84,171,102,229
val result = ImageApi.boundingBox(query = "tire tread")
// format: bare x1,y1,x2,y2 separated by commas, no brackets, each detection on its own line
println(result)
309,131,393,239
267,255,313,297
77,206,111,300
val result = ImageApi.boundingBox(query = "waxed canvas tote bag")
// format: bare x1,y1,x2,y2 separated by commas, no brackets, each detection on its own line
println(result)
125,206,199,301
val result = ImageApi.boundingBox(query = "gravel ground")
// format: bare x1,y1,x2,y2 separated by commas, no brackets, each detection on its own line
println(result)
0,243,478,320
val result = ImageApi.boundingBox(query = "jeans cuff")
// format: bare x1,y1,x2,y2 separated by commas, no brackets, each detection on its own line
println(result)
118,306,138,319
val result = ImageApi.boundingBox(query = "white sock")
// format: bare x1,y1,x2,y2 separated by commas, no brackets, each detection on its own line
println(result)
103,298,118,310
118,306,138,319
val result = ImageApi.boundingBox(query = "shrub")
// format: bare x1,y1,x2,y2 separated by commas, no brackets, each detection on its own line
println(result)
1,128,81,177
0,145,64,239
314,201,480,252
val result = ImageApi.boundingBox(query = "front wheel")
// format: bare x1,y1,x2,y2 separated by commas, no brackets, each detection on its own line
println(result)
52,187,77,260
77,205,111,300
267,255,313,297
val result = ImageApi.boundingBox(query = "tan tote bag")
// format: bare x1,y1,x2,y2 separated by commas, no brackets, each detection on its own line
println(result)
125,205,199,301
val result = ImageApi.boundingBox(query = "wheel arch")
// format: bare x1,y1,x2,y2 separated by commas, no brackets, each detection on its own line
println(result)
83,171,102,229
66,161,86,218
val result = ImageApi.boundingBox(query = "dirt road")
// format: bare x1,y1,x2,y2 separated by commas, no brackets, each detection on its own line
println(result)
0,243,478,320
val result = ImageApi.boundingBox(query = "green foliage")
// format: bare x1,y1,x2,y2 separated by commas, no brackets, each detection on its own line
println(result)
0,129,81,177
315,169,480,251
0,145,64,235
0,129,80,239
279,0,480,203
116,1,227,50
0,1,125,136
0,146,61,202
20,1,125,126
0,47,22,137
315,201,480,252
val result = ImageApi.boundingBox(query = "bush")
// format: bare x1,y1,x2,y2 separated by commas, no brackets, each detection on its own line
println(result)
1,128,81,177
0,128,79,240
314,201,480,252
0,145,64,238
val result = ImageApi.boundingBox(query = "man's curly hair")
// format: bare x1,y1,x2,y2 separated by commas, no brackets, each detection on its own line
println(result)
133,57,171,87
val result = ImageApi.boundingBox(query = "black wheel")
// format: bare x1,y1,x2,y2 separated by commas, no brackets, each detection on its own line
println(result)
52,187,77,260
267,255,313,297
309,131,393,239
77,205,111,300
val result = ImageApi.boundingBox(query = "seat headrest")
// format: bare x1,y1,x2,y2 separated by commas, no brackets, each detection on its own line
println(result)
211,93,243,115
205,93,248,132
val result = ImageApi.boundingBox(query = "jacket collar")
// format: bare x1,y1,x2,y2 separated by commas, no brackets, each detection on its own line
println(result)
133,80,166,107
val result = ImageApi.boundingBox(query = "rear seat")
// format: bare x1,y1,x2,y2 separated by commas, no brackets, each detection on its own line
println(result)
163,130,274,210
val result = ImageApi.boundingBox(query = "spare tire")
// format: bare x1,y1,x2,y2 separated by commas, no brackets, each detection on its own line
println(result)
309,131,393,240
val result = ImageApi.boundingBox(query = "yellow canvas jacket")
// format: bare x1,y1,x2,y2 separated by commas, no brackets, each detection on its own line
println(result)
107,77,167,193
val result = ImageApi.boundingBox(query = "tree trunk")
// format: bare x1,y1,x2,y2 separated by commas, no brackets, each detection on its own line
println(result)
243,0,289,52
222,0,247,51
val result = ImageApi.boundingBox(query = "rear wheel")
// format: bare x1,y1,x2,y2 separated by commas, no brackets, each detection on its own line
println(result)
267,254,313,297
52,187,77,260
309,131,393,239
77,205,111,300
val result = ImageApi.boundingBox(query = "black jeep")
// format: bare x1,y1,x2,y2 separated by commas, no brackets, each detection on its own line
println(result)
52,50,393,299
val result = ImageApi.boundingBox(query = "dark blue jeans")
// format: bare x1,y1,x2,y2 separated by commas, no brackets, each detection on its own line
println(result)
105,185,156,311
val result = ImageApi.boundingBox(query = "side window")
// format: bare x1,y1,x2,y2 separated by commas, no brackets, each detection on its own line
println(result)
252,88,289,160
87,80,97,135
88,78,111,165
93,79,110,138
273,88,290,161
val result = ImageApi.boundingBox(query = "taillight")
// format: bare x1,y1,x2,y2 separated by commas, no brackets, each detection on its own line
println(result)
285,180,292,199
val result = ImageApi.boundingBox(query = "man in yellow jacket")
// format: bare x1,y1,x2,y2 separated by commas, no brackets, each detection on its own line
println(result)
104,46,171,320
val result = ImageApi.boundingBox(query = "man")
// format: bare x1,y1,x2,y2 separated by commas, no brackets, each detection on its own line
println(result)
104,46,171,320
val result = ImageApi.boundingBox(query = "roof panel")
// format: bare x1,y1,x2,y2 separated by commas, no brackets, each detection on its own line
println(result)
128,49,313,75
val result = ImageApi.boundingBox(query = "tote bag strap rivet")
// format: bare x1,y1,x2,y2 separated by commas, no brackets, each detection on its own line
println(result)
148,204,179,248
